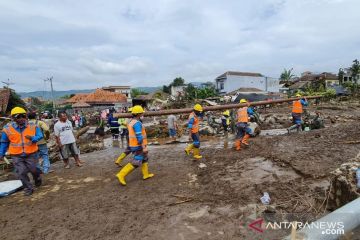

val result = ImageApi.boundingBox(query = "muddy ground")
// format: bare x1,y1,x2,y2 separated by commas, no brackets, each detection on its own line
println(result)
1,100,360,240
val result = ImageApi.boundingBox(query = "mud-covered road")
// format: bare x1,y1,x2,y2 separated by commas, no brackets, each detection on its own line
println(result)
1,102,360,240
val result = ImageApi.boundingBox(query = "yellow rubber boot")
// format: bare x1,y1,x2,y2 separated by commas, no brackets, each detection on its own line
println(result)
116,163,135,186
235,139,241,151
193,148,202,159
141,162,155,180
115,152,127,166
185,144,194,156
242,134,250,146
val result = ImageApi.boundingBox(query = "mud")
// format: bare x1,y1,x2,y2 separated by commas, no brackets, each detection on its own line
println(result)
1,101,360,240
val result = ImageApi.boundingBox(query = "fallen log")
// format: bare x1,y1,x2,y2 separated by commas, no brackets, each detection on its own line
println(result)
114,96,322,118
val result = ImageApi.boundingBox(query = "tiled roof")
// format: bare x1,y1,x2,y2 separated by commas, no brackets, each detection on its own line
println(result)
216,71,263,80
68,89,127,105
66,93,89,103
72,102,91,108
299,72,338,81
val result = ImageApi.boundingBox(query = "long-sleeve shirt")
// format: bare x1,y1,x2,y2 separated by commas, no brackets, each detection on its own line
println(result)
247,107,255,116
133,121,144,145
300,99,308,107
107,114,119,128
0,122,43,157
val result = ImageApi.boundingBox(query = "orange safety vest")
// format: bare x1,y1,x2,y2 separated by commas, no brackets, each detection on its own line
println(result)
128,119,147,147
3,123,38,155
188,112,200,134
292,100,303,113
237,107,249,123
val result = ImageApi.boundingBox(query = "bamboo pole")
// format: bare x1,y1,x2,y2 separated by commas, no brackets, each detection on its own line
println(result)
114,96,322,118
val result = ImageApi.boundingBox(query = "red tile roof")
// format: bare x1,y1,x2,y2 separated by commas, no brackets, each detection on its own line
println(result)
68,89,127,105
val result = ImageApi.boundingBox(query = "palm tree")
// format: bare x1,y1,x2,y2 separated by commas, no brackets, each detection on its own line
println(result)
280,68,295,87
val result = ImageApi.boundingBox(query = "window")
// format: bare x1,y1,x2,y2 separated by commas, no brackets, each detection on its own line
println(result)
220,82,224,90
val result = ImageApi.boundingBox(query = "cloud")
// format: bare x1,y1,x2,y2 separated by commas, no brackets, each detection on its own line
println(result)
80,57,152,75
0,0,359,91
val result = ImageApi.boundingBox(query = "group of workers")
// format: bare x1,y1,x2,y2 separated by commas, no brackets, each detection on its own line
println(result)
0,94,308,195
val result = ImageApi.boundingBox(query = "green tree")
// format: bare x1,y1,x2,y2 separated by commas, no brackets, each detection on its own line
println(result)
163,77,186,94
184,84,218,100
280,68,295,86
131,88,148,98
172,77,185,86
6,88,26,112
350,59,360,85
163,85,171,94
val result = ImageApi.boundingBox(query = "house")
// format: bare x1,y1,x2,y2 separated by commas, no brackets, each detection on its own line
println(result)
132,90,169,109
0,88,10,113
170,85,187,97
67,89,128,111
102,86,131,102
341,68,360,84
300,72,339,88
215,71,280,94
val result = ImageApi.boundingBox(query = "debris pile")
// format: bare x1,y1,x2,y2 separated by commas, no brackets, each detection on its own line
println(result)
328,161,360,210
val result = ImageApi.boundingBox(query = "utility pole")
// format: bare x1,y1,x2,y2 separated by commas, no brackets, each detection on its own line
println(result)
2,79,15,88
44,77,55,111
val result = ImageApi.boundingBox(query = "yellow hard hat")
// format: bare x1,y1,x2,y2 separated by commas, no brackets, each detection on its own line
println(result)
131,105,144,114
240,99,247,103
193,104,203,112
11,107,26,116
296,93,302,97
223,110,230,116
128,107,133,113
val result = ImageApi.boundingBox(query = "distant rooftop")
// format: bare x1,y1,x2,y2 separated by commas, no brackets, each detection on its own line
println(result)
67,89,127,104
103,86,131,89
216,71,263,80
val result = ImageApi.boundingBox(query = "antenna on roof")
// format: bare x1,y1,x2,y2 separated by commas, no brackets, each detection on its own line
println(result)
2,78,15,88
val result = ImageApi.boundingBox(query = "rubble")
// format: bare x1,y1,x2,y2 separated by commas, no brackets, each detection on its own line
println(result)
327,160,360,210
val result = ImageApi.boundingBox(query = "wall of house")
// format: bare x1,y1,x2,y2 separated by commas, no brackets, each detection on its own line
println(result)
171,85,186,96
217,75,280,94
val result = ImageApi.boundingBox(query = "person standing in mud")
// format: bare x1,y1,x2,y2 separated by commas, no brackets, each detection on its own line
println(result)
114,107,132,167
0,107,43,196
54,111,83,168
184,104,203,160
221,110,231,134
235,99,254,151
115,105,154,186
287,93,308,133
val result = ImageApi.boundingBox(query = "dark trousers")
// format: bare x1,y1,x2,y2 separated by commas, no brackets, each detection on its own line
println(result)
12,153,41,193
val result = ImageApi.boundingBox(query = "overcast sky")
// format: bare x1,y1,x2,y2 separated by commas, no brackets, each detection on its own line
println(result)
0,0,359,92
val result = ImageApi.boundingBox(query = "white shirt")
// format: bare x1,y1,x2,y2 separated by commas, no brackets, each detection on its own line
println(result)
54,120,76,145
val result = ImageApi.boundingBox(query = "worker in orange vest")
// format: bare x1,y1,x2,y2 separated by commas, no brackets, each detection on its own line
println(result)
114,107,132,167
116,105,154,186
287,93,308,133
0,107,43,196
235,99,254,151
185,104,203,159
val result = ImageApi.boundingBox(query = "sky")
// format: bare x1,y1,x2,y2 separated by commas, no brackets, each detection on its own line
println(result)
0,0,359,92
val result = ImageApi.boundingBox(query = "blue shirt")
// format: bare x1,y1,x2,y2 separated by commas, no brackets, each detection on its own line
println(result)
300,99,308,106
129,120,144,151
247,107,255,116
188,117,195,129
107,114,120,128
0,122,43,157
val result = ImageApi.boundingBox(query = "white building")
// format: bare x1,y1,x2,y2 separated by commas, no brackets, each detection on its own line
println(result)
215,71,280,94
102,86,131,102
170,85,187,97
